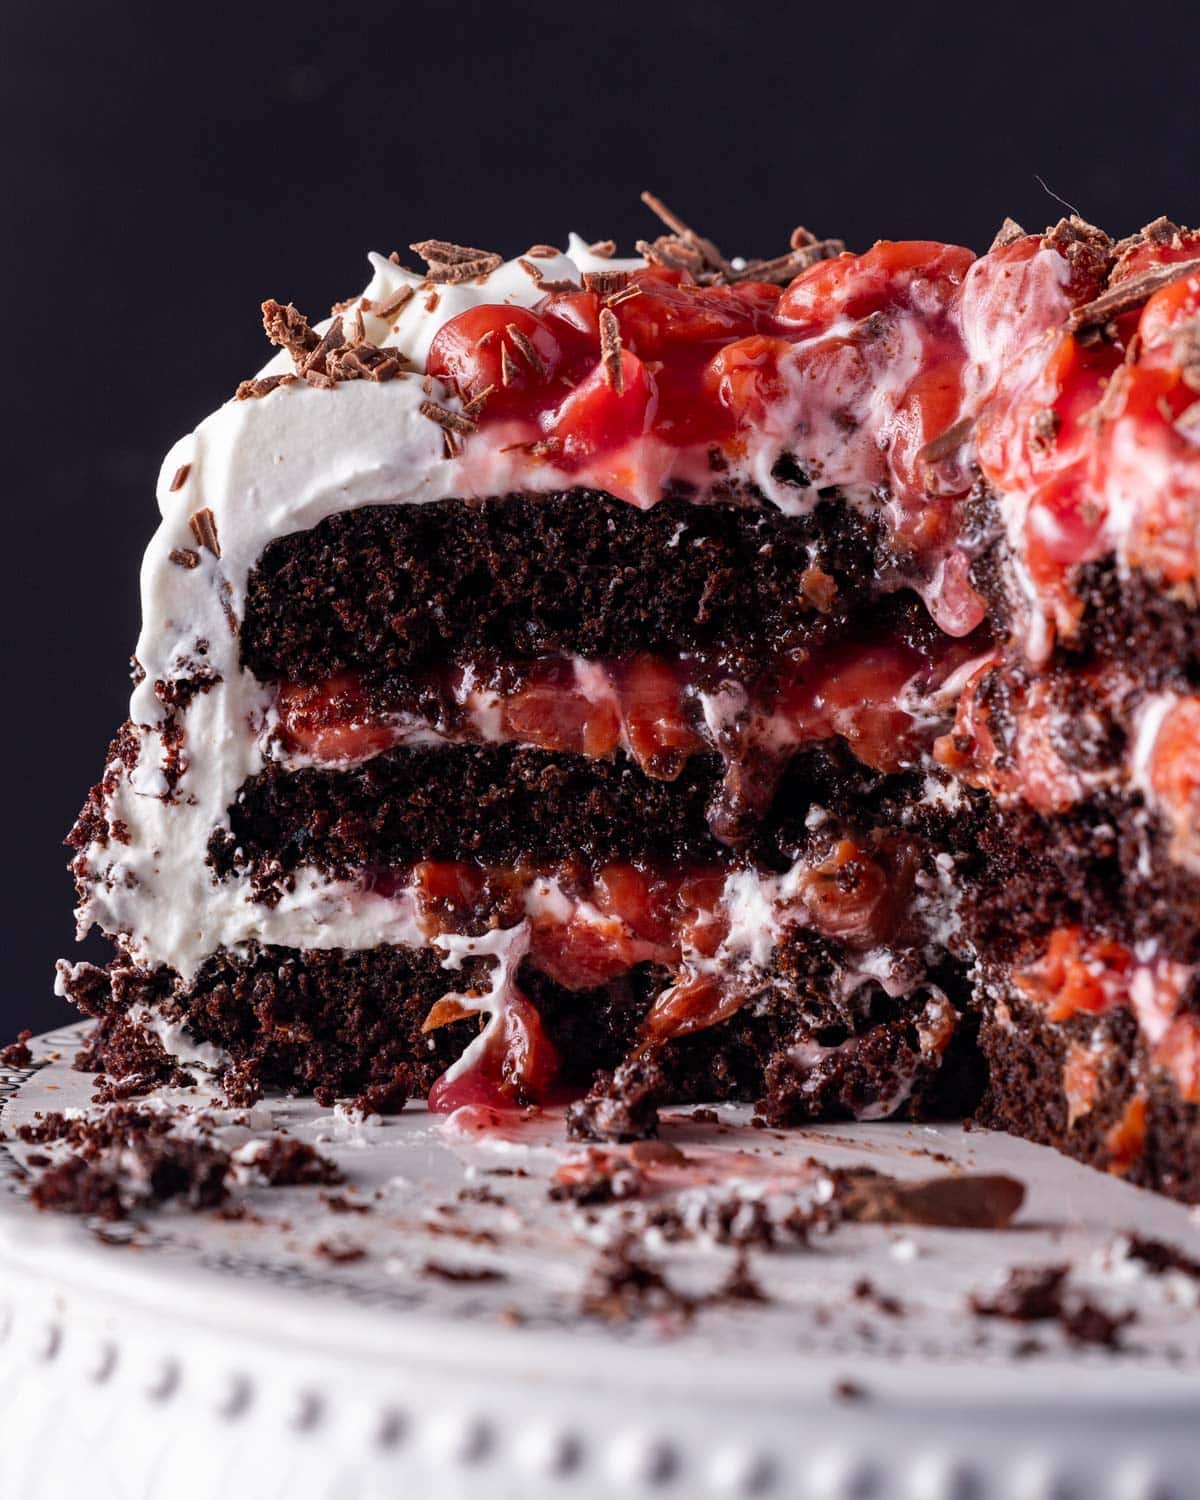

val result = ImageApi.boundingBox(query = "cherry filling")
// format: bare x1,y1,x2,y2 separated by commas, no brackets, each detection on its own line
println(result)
382,843,912,1113
934,658,1133,814
1014,925,1199,1107
275,633,982,840
425,244,1018,619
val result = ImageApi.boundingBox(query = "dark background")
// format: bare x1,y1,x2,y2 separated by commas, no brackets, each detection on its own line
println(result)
3,0,1196,1035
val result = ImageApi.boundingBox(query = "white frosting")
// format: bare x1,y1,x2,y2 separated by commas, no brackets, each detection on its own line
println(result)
79,248,566,977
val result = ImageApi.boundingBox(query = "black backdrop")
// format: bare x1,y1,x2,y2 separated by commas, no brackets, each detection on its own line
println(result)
3,0,1197,1035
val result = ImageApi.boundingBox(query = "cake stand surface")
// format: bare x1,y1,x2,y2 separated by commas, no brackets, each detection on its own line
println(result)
2,1023,1200,1500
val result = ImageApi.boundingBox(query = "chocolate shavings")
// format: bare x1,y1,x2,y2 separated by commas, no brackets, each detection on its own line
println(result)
235,373,297,401
836,1170,1026,1229
505,322,547,378
990,217,1027,251
188,508,221,558
419,400,477,436
372,284,415,323
1068,256,1200,333
261,299,320,362
410,239,503,284
598,307,624,395
517,257,580,293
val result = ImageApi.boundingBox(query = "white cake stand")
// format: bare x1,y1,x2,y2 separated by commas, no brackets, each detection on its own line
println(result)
2,1022,1199,1500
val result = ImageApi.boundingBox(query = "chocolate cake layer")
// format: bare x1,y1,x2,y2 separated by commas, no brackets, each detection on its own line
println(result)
977,994,1200,1203
62,941,981,1121
1075,563,1200,683
209,742,929,889
240,491,907,684
959,791,1200,965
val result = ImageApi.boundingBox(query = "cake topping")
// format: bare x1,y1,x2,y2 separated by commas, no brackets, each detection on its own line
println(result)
1068,254,1200,333
187,508,221,558
234,372,297,400
410,238,504,283
597,306,624,393
261,298,321,361
372,283,416,322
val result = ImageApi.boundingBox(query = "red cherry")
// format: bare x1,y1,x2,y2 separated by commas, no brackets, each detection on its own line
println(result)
427,304,561,416
776,241,974,334
703,335,793,428
612,276,780,359
427,989,561,1112
501,661,620,759
276,674,398,762
539,289,603,350
616,654,705,779
549,348,656,463
593,863,681,949
528,911,647,990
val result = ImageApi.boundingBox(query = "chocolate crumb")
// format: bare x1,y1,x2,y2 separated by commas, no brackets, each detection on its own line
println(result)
221,1059,262,1108
0,1031,33,1068
421,1260,506,1283
640,190,733,279
727,240,844,286
461,384,496,419
852,1277,904,1317
970,1264,1132,1347
549,1150,642,1205
1119,1233,1200,1281
457,1183,507,1206
581,1237,694,1322
321,1192,372,1214
261,299,320,364
169,464,191,492
301,315,347,377
916,415,974,465
17,1111,73,1144
244,1136,342,1187
583,269,630,297
314,1237,367,1264
833,1378,868,1402
349,1066,412,1116
566,1055,662,1142
168,548,201,570
716,1253,769,1303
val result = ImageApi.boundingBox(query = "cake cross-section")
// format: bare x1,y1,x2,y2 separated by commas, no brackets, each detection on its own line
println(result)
60,202,1200,1199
